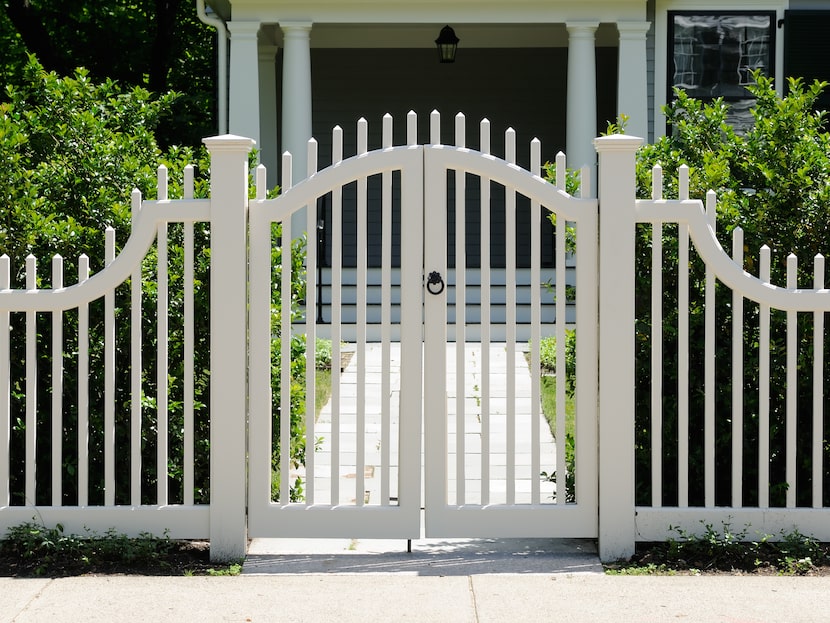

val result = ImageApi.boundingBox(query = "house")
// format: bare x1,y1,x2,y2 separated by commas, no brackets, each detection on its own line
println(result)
199,0,830,338
201,0,830,175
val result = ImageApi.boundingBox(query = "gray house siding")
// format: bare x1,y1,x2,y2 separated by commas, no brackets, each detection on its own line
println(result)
290,46,617,269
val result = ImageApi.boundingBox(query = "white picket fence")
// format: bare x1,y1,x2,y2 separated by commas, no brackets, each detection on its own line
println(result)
632,163,830,542
0,160,215,539
1,117,829,563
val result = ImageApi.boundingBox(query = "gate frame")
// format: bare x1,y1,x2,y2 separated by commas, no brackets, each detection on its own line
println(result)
246,142,425,540
422,142,599,538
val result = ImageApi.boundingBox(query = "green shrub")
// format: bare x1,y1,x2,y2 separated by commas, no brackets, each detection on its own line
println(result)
1,57,308,505
632,74,830,507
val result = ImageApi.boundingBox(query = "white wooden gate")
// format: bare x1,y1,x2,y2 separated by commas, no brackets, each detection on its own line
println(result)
247,112,599,539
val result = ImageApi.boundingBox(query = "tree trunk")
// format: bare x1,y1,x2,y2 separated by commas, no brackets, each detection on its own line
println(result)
4,0,69,75
149,0,182,93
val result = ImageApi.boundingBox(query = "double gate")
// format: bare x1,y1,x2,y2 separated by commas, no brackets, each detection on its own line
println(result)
247,113,599,539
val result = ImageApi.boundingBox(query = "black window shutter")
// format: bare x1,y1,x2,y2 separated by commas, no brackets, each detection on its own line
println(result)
784,10,830,112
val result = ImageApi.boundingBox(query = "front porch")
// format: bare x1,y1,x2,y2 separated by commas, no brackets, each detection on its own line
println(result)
217,3,651,189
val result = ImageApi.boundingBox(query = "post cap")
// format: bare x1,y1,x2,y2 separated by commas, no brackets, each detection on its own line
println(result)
593,134,643,153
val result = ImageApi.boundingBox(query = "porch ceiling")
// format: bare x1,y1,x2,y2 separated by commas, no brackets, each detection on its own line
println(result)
226,0,646,26
258,22,621,48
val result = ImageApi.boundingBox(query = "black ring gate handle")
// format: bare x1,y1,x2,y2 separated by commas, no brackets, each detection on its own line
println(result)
426,271,445,295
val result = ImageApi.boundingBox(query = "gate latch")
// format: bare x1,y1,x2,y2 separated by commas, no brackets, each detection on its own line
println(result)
426,271,445,295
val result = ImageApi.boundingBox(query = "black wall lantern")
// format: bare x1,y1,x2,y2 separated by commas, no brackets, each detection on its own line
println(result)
435,25,459,63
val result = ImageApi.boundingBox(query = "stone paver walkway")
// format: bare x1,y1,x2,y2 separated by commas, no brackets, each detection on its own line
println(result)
296,342,557,507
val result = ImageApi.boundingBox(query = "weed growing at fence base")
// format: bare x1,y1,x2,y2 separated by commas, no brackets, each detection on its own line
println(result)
0,521,240,577
605,522,830,576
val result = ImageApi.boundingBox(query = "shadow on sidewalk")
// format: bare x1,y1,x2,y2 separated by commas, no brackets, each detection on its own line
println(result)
243,537,602,575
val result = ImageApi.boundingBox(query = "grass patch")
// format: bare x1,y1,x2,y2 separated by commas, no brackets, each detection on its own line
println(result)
315,366,332,417
540,375,575,440
314,338,352,419
530,333,577,502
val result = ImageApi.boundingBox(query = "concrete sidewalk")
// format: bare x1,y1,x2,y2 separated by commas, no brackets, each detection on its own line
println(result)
4,574,830,622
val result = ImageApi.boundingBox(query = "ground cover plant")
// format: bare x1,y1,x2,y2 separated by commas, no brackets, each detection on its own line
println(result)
605,522,830,576
0,521,240,577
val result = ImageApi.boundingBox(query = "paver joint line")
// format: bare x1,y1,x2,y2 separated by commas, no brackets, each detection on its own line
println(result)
468,575,481,623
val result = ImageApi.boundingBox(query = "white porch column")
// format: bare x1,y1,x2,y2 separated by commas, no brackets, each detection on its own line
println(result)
281,22,313,235
281,22,313,183
617,22,651,141
259,44,279,188
227,21,261,148
566,22,599,171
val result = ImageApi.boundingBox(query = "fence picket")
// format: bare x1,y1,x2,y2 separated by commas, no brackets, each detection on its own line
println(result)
678,224,690,507
455,112,466,504
704,192,716,507
305,138,318,506
556,152,566,190
105,228,116,506
381,114,393,506
505,127,517,505
479,118,491,506
280,153,293,505
786,254,798,508
184,218,195,506
759,246,771,507
731,228,744,507
530,138,541,505
131,190,143,506
330,126,343,505
25,255,36,504
814,254,825,509
356,117,368,507
650,164,663,507
651,161,664,504
182,165,196,507
651,222,662,507
0,255,8,506
51,256,63,505
156,220,169,507
78,255,90,506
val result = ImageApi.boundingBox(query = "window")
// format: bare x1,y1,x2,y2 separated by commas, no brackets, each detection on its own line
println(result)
668,11,776,131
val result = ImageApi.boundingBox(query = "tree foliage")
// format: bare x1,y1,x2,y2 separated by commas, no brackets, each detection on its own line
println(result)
1,0,216,147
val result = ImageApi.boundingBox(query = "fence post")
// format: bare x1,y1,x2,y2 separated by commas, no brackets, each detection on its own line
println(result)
593,134,642,562
203,134,255,562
